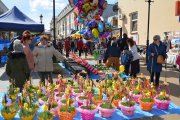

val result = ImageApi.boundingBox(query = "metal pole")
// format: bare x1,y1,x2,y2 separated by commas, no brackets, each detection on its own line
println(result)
146,0,154,64
53,0,56,45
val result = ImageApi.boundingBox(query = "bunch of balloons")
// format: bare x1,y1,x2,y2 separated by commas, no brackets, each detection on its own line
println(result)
68,0,113,42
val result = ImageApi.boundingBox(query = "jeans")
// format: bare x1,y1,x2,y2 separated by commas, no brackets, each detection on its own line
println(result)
66,50,69,58
150,72,160,87
79,49,83,57
38,72,53,85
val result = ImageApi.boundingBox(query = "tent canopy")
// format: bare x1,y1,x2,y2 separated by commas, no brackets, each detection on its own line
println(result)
0,6,44,32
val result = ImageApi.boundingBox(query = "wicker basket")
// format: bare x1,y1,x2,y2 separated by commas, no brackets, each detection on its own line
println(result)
77,106,98,120
98,104,116,118
92,97,103,106
37,116,53,120
20,114,35,120
138,98,154,111
58,110,76,120
76,96,88,107
54,92,65,102
133,94,142,103
154,96,170,110
38,98,47,105
119,102,136,116
1,111,17,120
113,99,121,108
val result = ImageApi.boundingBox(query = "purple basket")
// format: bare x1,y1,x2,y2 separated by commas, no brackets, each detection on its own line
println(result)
77,106,98,120
154,96,171,110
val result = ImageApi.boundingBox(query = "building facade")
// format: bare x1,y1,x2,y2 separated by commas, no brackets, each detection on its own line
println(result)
118,0,180,45
0,0,8,39
0,0,8,15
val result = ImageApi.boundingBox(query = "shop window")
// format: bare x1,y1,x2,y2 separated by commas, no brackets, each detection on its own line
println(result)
131,12,138,32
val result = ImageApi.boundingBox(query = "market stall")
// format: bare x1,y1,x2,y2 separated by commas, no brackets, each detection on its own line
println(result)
0,6,44,32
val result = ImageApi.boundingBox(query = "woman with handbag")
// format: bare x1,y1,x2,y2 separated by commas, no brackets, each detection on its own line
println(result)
147,35,167,87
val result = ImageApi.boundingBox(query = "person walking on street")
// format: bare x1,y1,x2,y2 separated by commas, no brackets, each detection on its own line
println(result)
6,40,30,92
127,38,140,77
147,35,167,87
33,35,66,85
117,33,129,52
21,30,35,71
65,37,70,58
78,37,83,57
57,39,63,54
163,36,171,53
105,42,121,70
71,39,75,53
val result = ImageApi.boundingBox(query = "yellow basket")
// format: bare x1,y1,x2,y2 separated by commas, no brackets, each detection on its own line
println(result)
1,111,17,120
37,116,53,120
20,113,36,120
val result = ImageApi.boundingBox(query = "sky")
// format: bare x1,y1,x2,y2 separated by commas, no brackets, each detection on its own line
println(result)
2,0,118,30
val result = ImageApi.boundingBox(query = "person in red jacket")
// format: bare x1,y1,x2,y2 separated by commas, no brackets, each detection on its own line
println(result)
176,53,180,85
83,44,88,58
78,37,83,57
65,37,70,58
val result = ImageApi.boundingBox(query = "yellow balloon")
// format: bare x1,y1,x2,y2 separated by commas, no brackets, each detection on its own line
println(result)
92,28,99,38
119,65,125,73
82,3,92,13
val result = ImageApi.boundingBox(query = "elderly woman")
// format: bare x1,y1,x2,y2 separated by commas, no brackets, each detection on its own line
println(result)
147,35,166,87
6,40,30,91
33,35,66,85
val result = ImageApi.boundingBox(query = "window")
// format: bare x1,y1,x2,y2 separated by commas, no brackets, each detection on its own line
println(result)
131,12,138,32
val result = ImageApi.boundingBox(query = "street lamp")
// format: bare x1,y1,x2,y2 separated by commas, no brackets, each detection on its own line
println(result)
145,0,154,64
40,14,43,24
53,0,56,47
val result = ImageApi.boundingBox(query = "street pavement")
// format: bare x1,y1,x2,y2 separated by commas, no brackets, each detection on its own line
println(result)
0,54,180,119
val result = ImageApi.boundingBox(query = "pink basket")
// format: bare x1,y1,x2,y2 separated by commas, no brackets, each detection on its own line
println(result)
76,96,87,107
54,89,59,95
72,89,82,97
50,107,59,117
54,92,65,102
120,103,136,116
133,94,142,103
38,99,47,105
77,106,98,120
154,96,171,110
58,99,75,107
98,105,116,118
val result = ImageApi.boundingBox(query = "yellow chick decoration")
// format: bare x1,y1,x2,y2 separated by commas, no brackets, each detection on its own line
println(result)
24,103,28,108
146,91,151,97
28,108,32,112
43,105,48,111
160,90,166,97
136,84,140,90
37,90,41,95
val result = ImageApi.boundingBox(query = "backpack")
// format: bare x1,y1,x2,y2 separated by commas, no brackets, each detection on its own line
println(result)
121,51,133,65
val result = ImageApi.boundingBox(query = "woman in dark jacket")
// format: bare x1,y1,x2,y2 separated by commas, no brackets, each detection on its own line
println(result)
147,35,166,87
6,40,30,91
